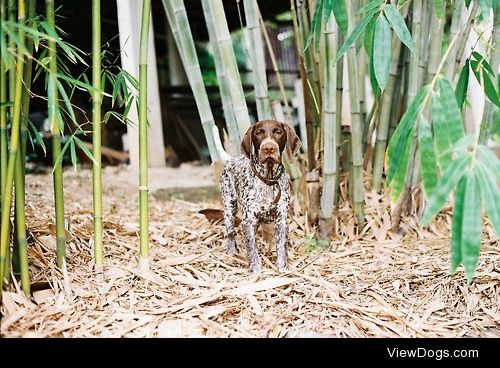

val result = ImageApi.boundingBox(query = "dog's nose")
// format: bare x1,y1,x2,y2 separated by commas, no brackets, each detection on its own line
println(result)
263,146,276,155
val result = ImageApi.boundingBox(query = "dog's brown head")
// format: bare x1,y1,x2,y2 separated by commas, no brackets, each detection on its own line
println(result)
241,120,301,164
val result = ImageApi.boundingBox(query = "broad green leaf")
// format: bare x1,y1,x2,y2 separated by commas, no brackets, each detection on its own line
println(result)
384,4,415,53
462,171,482,284
421,154,471,226
373,15,392,91
470,60,500,108
450,177,466,273
332,0,348,34
418,116,438,198
475,161,500,234
364,16,376,56
56,72,97,93
455,59,469,108
335,11,377,63
386,86,429,184
471,51,495,76
390,125,415,202
465,0,472,7
304,0,323,52
369,50,379,99
441,134,475,156
438,78,465,142
433,0,445,19
73,135,99,167
355,0,384,15
477,145,500,179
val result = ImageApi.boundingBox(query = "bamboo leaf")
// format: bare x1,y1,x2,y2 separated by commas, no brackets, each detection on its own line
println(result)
450,177,466,273
56,72,97,92
441,134,475,156
477,145,500,179
364,16,376,56
418,116,438,198
471,51,495,76
56,79,76,124
455,59,469,108
355,0,384,15
421,154,471,226
73,135,99,167
470,60,500,108
331,0,348,34
51,136,72,174
462,171,482,284
69,138,78,170
335,11,377,63
369,49,379,98
391,125,415,202
438,78,465,141
465,0,472,7
433,0,445,19
304,0,323,52
386,86,429,184
383,4,415,53
373,15,391,91
28,120,46,155
475,161,500,234
478,0,493,23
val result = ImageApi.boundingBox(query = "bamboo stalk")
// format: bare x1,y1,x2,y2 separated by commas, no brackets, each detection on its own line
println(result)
0,0,7,208
418,0,430,85
407,0,422,106
424,4,444,84
318,13,337,245
46,0,66,269
346,1,365,224
453,1,480,76
479,5,499,144
335,31,344,206
162,0,229,163
204,0,251,141
371,3,410,192
444,0,465,80
243,0,272,120
0,0,25,290
201,0,238,155
138,0,151,270
92,0,103,275
8,0,15,122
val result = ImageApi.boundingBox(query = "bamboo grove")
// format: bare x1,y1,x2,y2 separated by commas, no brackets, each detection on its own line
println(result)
0,0,498,302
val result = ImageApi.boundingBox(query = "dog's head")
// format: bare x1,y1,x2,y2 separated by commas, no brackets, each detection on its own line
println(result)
241,120,301,165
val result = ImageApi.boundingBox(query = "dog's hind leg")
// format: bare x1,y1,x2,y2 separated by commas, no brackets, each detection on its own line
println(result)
220,169,238,255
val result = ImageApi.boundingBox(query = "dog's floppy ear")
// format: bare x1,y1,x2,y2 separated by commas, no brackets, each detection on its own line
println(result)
282,123,301,162
241,125,255,159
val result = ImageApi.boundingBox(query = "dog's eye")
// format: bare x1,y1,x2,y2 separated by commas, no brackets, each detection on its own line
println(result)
273,129,282,135
256,129,265,135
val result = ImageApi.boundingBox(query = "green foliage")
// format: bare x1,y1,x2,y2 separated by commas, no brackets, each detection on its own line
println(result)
383,4,415,53
469,52,500,108
335,10,377,63
373,15,391,91
455,59,469,108
418,116,438,198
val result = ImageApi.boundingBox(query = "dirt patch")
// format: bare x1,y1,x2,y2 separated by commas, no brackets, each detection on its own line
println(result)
0,165,498,338
153,186,221,203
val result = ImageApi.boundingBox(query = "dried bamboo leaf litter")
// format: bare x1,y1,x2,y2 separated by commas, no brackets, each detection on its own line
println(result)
1,165,498,338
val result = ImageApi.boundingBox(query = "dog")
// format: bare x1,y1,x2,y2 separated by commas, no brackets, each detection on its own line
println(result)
219,119,300,273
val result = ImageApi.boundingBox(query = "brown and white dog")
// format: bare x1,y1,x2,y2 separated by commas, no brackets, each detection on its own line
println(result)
219,120,300,273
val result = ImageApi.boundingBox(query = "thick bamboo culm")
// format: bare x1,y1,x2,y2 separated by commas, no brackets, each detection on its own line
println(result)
203,0,250,141
444,0,465,81
335,31,344,206
479,5,499,144
0,0,7,209
0,0,25,290
453,1,480,76
46,0,66,269
138,0,151,270
243,0,272,120
424,4,444,85
345,1,365,224
201,0,239,155
162,0,228,163
92,0,103,274
318,13,337,243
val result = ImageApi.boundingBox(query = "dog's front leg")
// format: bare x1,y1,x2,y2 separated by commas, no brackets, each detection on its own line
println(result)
242,216,261,274
274,214,288,272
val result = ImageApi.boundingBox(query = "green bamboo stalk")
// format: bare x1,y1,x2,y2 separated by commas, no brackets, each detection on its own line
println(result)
479,5,499,144
162,0,228,163
372,3,410,192
318,13,338,245
0,0,7,207
407,0,422,106
138,0,151,270
388,48,406,141
453,1,480,76
418,0,430,84
12,0,35,296
0,0,25,290
204,0,251,141
8,0,15,122
346,1,365,224
201,0,238,156
243,0,272,120
444,0,465,80
46,0,66,269
335,31,344,205
92,0,103,275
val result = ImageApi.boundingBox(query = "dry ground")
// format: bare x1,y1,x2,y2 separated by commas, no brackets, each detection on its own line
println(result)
0,164,498,337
